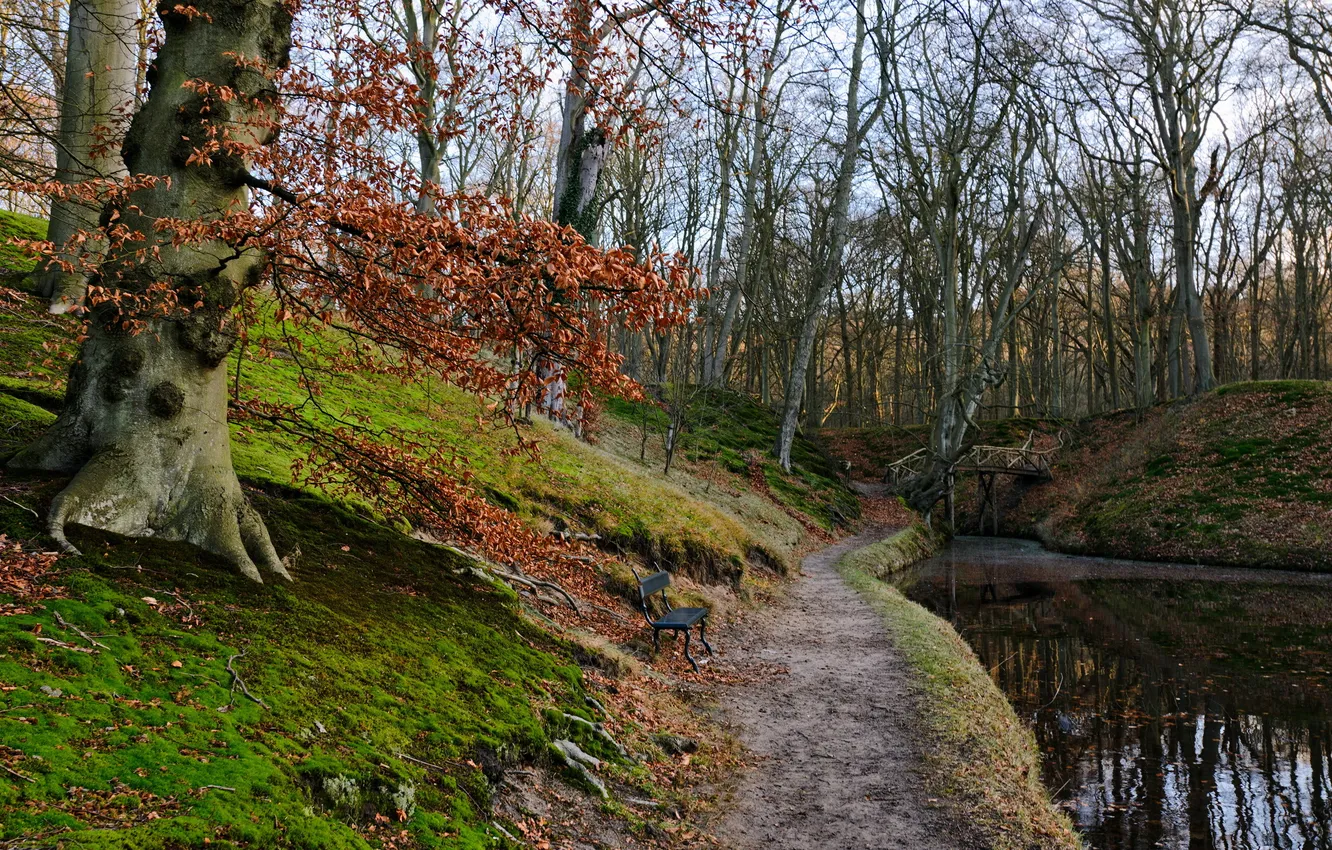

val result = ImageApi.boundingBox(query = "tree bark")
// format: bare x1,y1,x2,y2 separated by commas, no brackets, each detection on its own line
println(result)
775,0,870,470
10,0,293,583
35,0,139,312
902,203,1046,518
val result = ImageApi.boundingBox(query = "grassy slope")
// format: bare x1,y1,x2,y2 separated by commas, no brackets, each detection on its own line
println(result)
837,533,1082,850
1009,381,1332,570
823,384,1332,571
1,492,593,849
0,210,46,274
0,215,855,846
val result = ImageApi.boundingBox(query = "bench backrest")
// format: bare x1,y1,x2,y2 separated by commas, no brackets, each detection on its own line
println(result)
635,570,673,624
638,570,671,600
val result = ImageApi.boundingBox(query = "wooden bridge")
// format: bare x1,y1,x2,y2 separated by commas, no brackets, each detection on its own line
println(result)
883,433,1060,533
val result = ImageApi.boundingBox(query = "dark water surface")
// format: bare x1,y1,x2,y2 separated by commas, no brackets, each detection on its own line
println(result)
900,537,1332,850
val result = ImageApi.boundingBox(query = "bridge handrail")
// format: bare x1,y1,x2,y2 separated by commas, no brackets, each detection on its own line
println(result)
883,430,1063,485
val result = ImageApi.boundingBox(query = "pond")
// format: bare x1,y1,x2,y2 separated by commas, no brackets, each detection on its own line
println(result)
899,537,1332,850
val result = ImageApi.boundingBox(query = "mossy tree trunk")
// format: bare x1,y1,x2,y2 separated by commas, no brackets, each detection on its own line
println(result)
10,0,293,582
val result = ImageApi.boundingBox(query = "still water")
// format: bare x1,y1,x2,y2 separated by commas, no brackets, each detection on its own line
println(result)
900,537,1332,850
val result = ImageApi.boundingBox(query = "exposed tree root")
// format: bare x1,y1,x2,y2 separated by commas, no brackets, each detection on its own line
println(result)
550,739,607,798
561,711,632,761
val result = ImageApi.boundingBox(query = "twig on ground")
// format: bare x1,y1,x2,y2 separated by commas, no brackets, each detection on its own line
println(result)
0,495,38,518
1,763,35,783
35,636,94,654
225,651,270,710
587,603,629,624
396,752,465,773
423,539,581,612
53,611,109,650
490,822,523,845
200,784,235,792
555,531,601,542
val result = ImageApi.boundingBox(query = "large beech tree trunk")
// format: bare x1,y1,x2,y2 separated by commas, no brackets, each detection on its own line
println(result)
35,0,139,311
10,0,293,583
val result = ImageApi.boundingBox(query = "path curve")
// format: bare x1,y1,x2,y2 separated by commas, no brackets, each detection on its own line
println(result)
714,528,979,850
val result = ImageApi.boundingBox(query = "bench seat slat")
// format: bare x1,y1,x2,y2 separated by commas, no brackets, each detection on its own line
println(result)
652,607,707,628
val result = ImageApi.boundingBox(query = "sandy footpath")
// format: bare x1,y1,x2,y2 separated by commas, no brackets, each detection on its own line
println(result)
712,528,980,850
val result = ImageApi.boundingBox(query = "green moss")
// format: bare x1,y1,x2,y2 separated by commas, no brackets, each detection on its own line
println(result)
1214,436,1273,461
1214,379,1331,404
837,524,940,579
0,209,47,273
0,491,597,848
605,387,859,530
0,391,55,456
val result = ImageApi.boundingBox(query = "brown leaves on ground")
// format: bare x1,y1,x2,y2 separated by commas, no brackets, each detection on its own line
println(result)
21,780,183,830
0,534,63,613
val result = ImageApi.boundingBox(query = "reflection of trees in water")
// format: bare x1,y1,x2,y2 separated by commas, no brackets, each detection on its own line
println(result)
909,571,1332,850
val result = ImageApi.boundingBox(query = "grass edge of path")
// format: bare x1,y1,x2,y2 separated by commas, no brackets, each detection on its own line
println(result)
838,527,1085,850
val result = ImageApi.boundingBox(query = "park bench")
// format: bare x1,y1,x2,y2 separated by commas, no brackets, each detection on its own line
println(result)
633,568,714,672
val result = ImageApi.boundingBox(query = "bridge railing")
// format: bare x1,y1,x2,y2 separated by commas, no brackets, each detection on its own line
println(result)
883,432,1062,489
883,448,928,488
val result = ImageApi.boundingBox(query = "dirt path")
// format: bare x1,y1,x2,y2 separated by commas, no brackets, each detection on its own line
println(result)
713,528,979,850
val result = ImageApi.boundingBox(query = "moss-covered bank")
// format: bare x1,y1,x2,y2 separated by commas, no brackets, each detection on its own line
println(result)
824,381,1332,573
836,524,940,579
0,486,624,848
838,547,1082,850
1008,381,1332,570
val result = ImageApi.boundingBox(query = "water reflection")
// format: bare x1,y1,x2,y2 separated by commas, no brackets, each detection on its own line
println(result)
901,537,1332,850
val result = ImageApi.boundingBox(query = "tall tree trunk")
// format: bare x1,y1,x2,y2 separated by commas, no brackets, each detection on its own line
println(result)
35,0,139,312
1129,184,1155,410
903,204,1046,519
775,0,868,470
10,0,293,583
1099,226,1120,409
700,105,738,383
892,279,905,426
1168,287,1183,398
552,0,607,242
835,280,857,426
402,0,442,214
1174,204,1215,392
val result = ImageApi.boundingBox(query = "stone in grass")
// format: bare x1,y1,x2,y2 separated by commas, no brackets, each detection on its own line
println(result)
653,733,698,755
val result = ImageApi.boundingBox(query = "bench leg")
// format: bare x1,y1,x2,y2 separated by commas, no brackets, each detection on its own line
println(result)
652,628,661,653
682,629,700,673
698,619,714,656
